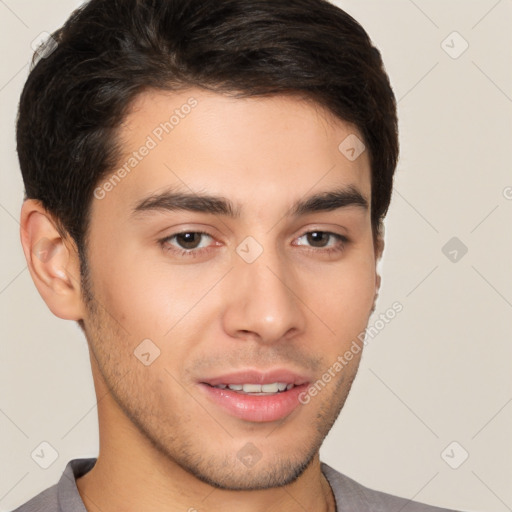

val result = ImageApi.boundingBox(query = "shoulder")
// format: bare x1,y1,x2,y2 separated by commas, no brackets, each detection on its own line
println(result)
10,458,96,512
321,463,462,512
11,484,59,512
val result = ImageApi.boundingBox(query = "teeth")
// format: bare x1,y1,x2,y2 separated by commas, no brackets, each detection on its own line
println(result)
242,383,262,393
212,382,293,393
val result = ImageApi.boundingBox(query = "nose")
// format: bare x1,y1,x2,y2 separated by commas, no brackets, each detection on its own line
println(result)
222,243,307,344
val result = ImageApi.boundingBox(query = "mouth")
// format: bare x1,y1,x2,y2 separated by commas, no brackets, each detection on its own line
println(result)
198,369,311,422
207,382,296,395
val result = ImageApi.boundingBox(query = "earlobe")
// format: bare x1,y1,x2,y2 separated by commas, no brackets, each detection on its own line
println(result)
20,200,85,321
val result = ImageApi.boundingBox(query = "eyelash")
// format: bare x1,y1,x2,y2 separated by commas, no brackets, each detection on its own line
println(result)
158,230,348,258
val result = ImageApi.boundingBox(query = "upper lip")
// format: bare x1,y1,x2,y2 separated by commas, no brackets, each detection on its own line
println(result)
200,369,311,387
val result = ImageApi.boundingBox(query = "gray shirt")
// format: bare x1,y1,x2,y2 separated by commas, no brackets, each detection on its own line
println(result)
12,458,460,511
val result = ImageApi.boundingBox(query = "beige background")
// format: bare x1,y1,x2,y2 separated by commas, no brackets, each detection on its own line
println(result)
1,1,511,511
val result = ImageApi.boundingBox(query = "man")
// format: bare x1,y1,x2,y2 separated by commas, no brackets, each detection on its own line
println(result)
14,0,463,510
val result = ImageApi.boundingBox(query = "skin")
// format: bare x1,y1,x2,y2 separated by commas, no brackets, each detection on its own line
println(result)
20,88,382,512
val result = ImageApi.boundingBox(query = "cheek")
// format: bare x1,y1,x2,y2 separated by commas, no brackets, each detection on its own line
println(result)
310,256,376,331
91,247,224,339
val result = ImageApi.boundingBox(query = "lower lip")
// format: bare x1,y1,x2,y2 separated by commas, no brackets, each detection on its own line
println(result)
198,383,308,422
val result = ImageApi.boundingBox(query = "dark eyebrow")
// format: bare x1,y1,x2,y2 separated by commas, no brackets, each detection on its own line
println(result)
131,185,368,219
290,185,368,216
131,188,240,218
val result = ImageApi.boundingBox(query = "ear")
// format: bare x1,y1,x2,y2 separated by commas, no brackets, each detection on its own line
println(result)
375,235,384,290
371,231,385,314
20,199,86,321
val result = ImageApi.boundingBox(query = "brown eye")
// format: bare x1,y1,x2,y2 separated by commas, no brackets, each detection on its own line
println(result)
175,232,204,249
161,231,214,254
306,231,330,247
294,231,348,254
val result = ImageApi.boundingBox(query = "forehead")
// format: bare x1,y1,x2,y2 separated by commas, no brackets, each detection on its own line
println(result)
92,87,371,221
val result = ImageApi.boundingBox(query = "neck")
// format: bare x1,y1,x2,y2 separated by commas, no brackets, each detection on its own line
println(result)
76,401,335,512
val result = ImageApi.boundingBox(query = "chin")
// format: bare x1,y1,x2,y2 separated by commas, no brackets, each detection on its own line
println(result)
186,451,317,491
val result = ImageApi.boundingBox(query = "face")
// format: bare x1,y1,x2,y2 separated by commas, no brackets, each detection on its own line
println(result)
82,88,379,490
